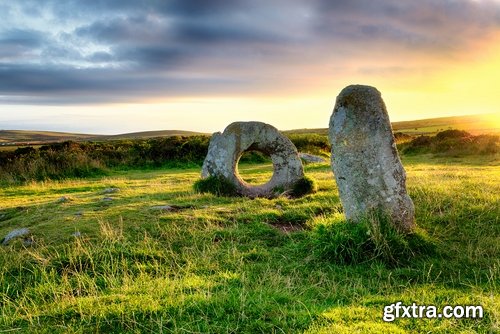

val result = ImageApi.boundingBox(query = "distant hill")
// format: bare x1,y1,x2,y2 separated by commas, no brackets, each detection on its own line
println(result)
0,130,97,143
284,113,499,136
0,129,207,145
101,130,207,140
1,114,498,146
390,114,499,135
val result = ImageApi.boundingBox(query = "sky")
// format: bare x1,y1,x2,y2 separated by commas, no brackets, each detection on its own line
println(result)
0,0,500,134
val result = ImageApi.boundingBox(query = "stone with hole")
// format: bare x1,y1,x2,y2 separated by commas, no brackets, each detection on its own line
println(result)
329,85,415,232
201,121,305,198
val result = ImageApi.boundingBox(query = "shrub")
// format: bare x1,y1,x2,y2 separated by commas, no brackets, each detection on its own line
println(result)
401,130,499,156
287,134,330,156
239,151,271,164
0,136,211,183
472,135,499,155
401,135,432,155
393,132,413,144
290,176,317,197
435,129,470,140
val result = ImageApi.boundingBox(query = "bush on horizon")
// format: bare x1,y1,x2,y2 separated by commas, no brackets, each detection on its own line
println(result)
401,130,498,156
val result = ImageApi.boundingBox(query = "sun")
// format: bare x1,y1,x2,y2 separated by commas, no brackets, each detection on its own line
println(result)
481,113,500,130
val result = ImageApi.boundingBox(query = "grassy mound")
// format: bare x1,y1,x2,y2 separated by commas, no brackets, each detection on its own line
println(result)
310,212,436,266
193,175,238,196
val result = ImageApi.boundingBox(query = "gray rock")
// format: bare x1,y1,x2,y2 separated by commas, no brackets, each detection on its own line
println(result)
57,196,71,203
329,85,415,232
72,231,82,237
102,197,113,202
2,228,30,245
299,152,327,163
201,121,305,198
23,236,34,246
150,205,175,211
102,188,120,194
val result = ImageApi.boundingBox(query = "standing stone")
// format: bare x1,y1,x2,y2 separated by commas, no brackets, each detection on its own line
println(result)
329,85,415,232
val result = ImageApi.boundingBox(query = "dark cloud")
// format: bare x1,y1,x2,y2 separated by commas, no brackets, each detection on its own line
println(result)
160,0,248,16
1,0,500,105
0,29,45,60
116,46,186,67
0,61,263,105
171,19,287,44
313,0,500,50
86,51,114,63
75,16,162,44
0,28,43,47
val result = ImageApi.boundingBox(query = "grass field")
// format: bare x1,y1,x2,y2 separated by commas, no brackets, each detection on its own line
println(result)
0,130,98,143
284,113,500,137
0,130,207,146
0,155,498,333
390,114,500,135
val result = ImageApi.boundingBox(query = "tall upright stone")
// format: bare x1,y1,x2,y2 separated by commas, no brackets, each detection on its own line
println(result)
329,85,415,232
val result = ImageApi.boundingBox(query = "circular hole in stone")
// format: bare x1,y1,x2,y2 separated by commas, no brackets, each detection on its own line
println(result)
237,149,274,185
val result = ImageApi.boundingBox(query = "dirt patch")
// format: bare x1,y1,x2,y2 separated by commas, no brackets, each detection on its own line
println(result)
268,222,305,234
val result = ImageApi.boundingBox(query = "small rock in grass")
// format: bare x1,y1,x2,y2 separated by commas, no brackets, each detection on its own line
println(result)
299,153,326,163
72,231,82,238
23,236,34,246
57,196,71,203
2,228,30,245
102,188,120,194
150,205,176,211
75,211,83,217
102,197,114,202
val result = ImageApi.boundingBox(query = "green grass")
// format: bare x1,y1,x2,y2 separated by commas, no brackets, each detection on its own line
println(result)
0,157,499,333
390,114,499,135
